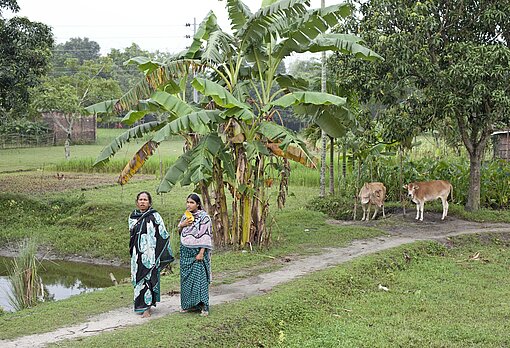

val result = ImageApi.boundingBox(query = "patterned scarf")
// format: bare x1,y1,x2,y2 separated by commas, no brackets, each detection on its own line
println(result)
180,209,213,249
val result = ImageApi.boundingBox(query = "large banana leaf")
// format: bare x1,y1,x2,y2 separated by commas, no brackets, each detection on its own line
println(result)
125,56,164,75
118,140,158,185
306,33,383,61
202,30,236,64
115,59,204,113
272,91,353,138
226,0,253,33
93,121,165,166
314,106,352,138
120,99,168,125
185,11,220,59
150,91,195,117
275,74,309,91
238,0,308,45
152,110,223,142
271,4,352,59
157,133,228,193
192,77,248,109
270,91,346,108
84,99,118,114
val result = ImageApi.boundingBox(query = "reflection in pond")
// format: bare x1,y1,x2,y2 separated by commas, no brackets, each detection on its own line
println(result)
0,256,129,312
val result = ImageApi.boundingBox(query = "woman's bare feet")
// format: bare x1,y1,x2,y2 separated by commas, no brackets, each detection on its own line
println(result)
142,308,152,318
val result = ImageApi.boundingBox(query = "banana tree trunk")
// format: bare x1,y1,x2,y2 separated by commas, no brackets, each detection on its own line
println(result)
277,159,290,209
329,136,334,195
211,158,230,247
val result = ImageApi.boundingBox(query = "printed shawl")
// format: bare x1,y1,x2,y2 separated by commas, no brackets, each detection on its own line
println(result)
180,209,213,250
129,208,173,312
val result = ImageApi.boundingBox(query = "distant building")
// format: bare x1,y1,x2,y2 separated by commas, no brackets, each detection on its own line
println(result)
492,130,510,160
42,112,96,145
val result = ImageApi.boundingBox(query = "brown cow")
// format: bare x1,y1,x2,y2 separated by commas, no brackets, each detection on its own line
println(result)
359,182,386,221
404,180,453,221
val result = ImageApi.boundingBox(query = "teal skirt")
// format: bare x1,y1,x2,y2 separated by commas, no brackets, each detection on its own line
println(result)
180,245,211,311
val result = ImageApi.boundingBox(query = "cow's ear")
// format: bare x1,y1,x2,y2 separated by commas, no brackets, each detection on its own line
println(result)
403,184,408,189
415,185,419,190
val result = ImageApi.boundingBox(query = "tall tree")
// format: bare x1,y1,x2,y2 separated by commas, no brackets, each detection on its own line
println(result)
330,0,510,211
0,0,53,116
88,0,380,247
52,37,101,69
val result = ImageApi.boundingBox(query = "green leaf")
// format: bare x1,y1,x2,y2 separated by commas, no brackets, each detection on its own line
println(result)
125,56,164,74
245,139,270,161
238,0,308,45
150,91,195,117
275,74,309,91
314,106,352,138
93,121,166,166
84,99,118,115
226,0,253,32
185,11,220,59
115,59,204,112
202,30,235,64
120,100,165,125
307,34,383,61
271,91,346,108
152,110,223,142
192,77,248,109
157,133,227,193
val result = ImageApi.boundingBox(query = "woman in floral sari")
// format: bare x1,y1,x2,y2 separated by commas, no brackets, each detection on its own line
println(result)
177,193,213,317
129,191,173,317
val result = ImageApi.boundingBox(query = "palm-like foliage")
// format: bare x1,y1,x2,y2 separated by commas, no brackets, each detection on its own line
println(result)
86,0,381,247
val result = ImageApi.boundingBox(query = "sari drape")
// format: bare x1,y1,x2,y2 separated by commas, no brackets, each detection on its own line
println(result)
129,208,173,313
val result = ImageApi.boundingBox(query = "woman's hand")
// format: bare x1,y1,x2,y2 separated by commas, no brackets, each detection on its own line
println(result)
195,248,205,261
178,218,193,228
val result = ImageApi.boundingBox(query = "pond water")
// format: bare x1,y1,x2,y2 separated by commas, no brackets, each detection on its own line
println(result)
0,256,130,312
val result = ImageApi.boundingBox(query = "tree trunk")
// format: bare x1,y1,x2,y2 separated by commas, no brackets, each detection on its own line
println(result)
319,5,327,198
329,136,334,195
466,152,482,211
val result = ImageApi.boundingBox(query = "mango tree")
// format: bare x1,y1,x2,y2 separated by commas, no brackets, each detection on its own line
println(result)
329,0,510,211
87,0,380,247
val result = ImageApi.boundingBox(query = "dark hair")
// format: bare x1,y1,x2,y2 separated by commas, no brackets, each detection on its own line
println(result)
187,193,202,210
136,191,152,204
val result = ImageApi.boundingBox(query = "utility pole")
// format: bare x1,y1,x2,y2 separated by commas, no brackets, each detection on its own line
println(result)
192,17,199,103
320,0,327,198
185,18,199,103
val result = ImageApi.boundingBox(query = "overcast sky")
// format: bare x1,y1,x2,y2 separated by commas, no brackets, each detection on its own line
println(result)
6,0,323,56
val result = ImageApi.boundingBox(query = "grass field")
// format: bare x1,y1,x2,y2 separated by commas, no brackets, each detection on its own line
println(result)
47,234,510,347
1,129,509,345
0,128,184,173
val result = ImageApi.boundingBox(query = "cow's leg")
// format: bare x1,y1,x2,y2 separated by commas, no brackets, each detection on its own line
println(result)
415,203,420,220
441,197,449,220
419,202,424,221
381,204,386,218
371,205,379,220
361,204,367,221
366,204,371,220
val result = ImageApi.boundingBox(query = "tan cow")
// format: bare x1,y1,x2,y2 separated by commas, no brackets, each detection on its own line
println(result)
359,182,386,221
404,180,453,221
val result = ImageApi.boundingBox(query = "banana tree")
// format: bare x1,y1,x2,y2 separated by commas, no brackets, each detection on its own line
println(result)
86,0,381,247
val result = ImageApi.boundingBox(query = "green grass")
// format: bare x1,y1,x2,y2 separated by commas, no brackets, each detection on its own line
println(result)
0,185,385,339
50,233,510,347
0,128,184,173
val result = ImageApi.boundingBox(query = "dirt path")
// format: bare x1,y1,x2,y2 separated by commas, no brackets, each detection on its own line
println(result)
2,213,509,348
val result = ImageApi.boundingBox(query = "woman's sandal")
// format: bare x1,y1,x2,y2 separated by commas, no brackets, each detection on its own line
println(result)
179,307,190,313
200,309,209,317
